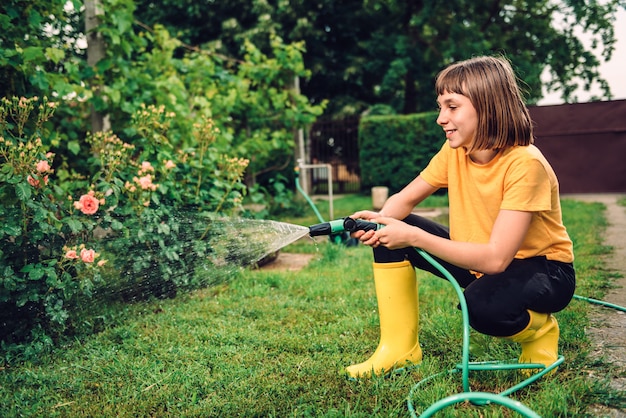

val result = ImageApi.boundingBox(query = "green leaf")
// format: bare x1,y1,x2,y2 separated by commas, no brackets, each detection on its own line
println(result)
30,71,50,90
66,218,82,233
45,47,65,64
22,47,46,64
15,183,32,201
67,141,81,155
157,223,171,235
2,224,21,236
0,14,11,28
27,9,43,28
28,267,44,281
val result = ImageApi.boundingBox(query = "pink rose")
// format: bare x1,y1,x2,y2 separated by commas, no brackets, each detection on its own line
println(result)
27,175,48,188
27,175,40,187
65,250,79,259
124,181,137,193
138,175,152,189
80,248,96,263
36,160,51,173
135,174,157,191
141,161,154,172
164,160,176,170
76,194,99,215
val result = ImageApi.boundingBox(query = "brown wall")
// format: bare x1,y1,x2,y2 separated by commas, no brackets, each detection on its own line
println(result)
529,100,626,193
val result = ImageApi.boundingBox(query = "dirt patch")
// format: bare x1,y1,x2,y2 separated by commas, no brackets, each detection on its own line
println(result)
258,252,315,271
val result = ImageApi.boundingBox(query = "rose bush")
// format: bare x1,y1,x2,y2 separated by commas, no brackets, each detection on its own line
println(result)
0,97,106,358
0,97,248,360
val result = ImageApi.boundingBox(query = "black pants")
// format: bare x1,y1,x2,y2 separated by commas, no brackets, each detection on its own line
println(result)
373,214,576,337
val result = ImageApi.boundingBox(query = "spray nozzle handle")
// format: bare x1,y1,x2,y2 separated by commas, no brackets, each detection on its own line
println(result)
342,217,380,233
308,217,381,237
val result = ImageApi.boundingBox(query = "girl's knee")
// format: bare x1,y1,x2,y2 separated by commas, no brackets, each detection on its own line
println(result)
464,288,528,336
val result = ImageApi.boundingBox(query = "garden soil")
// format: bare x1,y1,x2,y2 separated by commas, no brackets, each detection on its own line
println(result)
262,194,626,415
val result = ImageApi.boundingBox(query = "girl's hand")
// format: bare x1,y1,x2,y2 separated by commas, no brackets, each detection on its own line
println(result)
350,215,421,249
373,217,421,249
349,210,380,221
348,211,380,243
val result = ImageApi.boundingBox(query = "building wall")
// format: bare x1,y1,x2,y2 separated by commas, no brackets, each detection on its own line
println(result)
529,100,626,193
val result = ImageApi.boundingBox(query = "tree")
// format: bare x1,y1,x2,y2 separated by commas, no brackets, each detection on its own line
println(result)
85,0,109,132
134,0,626,116
0,0,84,99
1,0,323,189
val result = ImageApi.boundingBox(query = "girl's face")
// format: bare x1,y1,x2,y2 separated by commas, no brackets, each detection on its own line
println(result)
436,91,478,150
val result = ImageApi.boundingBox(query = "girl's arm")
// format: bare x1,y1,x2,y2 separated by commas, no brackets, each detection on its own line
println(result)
371,209,533,275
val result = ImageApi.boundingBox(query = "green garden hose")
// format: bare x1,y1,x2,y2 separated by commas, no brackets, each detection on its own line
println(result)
295,168,325,224
572,294,626,312
416,392,542,418
407,248,564,417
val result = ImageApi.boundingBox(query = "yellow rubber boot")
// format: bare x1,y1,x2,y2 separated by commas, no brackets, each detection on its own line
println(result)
508,310,559,376
345,260,422,379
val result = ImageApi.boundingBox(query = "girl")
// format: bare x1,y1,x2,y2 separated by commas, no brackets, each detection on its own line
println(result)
346,55,576,379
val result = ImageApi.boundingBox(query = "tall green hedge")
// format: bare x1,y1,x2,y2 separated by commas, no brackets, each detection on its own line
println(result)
358,112,444,193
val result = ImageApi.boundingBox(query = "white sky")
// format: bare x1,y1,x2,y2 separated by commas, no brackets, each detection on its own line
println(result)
538,7,626,105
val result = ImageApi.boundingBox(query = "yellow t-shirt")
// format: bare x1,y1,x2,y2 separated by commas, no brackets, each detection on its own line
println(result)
420,142,574,263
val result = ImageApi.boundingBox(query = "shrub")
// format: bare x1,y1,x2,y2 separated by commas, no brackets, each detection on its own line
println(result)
358,112,443,193
0,97,105,355
0,97,248,359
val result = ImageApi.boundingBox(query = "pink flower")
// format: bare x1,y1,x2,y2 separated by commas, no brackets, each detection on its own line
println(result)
27,175,48,188
140,161,154,173
135,174,157,191
124,181,137,192
138,175,152,189
80,248,96,263
97,259,108,267
75,193,99,215
164,160,176,170
36,160,51,173
65,250,79,259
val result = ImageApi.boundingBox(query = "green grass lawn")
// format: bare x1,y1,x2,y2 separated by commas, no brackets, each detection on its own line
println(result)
0,195,623,417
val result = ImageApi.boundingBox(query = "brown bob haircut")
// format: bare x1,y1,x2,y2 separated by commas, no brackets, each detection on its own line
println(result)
435,55,534,153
